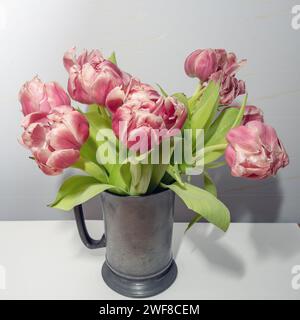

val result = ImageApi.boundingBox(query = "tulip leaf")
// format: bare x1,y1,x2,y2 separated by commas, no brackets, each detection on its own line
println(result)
87,104,102,113
80,137,98,163
148,163,169,193
108,163,131,195
161,181,230,232
185,213,203,232
49,176,117,211
166,164,185,187
130,163,153,195
72,158,108,183
203,171,217,197
108,52,117,65
204,107,240,146
205,161,226,169
231,94,248,129
203,143,227,164
190,81,220,127
81,111,113,171
203,94,248,164
172,92,189,108
156,83,168,97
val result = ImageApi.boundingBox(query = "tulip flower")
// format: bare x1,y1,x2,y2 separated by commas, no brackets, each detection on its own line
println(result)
185,48,247,105
210,71,246,105
242,105,264,124
225,120,289,179
112,96,187,152
19,76,70,116
106,78,160,114
184,49,218,82
63,47,129,106
20,105,89,175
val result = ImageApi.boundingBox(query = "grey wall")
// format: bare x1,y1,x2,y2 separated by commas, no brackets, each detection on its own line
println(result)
0,0,299,221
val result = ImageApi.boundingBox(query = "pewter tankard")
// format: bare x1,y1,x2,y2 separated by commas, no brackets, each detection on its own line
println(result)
74,189,177,298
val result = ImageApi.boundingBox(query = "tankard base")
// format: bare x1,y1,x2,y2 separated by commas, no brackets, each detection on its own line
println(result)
101,259,178,298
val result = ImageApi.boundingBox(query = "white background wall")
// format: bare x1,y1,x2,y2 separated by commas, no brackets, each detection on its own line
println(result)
0,0,299,221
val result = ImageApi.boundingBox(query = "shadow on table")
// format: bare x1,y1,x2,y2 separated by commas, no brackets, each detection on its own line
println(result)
249,224,300,259
185,225,246,278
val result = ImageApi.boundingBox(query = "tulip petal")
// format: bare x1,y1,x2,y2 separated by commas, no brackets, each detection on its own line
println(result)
46,149,80,169
47,126,80,150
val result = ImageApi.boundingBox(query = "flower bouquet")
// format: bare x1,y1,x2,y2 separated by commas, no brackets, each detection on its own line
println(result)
18,47,289,297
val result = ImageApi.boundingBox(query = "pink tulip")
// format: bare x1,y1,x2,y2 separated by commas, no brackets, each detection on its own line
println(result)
184,49,218,82
242,105,264,124
20,105,89,175
106,78,160,114
63,47,129,106
112,96,187,152
210,71,246,105
184,48,247,105
229,105,264,125
19,76,71,116
225,120,289,179
222,52,247,76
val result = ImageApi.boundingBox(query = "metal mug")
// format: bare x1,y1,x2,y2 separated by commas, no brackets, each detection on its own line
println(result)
73,189,177,298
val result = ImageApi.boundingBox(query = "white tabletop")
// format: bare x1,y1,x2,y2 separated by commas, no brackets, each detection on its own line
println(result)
0,221,299,300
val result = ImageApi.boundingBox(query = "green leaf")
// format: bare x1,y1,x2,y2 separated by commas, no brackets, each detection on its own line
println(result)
205,161,226,169
80,137,98,163
203,143,227,164
185,213,203,232
161,182,230,232
166,164,185,187
87,104,101,113
190,81,220,126
231,94,248,128
108,163,131,195
148,164,169,193
49,176,116,211
84,111,111,141
172,92,189,108
108,52,117,65
81,111,113,171
72,158,108,183
156,83,168,97
203,171,217,197
130,163,153,195
204,107,240,146
188,84,204,109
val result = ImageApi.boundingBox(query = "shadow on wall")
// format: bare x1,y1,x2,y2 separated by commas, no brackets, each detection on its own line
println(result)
210,165,283,223
174,164,283,223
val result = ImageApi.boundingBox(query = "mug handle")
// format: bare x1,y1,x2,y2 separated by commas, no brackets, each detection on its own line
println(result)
73,204,106,249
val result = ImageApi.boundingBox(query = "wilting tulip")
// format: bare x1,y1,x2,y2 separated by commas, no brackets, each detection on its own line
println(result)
225,120,289,179
210,71,246,105
184,49,218,82
63,47,129,106
20,105,89,175
19,76,70,116
112,96,187,152
222,52,247,76
184,48,247,105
